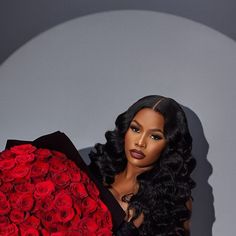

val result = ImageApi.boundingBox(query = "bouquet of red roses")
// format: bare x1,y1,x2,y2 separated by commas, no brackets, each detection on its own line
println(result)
0,144,112,236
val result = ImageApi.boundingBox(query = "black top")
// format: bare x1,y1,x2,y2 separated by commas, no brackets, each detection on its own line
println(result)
5,131,139,235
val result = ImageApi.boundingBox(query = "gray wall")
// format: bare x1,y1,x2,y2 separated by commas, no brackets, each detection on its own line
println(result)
0,11,235,236
0,0,236,65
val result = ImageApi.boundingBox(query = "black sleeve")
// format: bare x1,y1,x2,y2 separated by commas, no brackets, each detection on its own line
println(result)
114,221,139,236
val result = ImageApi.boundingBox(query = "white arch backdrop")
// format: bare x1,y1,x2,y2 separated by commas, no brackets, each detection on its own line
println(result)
0,10,235,236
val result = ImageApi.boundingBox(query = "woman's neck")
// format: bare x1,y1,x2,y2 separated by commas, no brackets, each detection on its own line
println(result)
108,171,139,214
110,168,139,200
123,162,151,179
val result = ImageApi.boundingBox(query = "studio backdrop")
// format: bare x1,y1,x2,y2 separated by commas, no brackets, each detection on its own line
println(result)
0,11,235,236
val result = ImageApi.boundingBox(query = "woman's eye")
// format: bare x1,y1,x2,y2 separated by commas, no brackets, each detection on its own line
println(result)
130,125,140,133
151,134,162,140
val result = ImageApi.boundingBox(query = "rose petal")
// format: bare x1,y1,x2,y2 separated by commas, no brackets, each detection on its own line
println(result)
34,180,55,199
0,159,16,170
10,144,36,155
15,153,35,164
16,193,34,211
54,191,73,209
11,164,31,178
34,148,52,160
0,199,11,215
22,228,39,236
10,209,25,224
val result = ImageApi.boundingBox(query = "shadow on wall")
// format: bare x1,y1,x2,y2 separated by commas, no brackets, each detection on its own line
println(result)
79,147,92,165
79,106,215,236
183,106,215,236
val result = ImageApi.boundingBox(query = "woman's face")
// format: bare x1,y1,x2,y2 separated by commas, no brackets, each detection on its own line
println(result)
124,108,167,171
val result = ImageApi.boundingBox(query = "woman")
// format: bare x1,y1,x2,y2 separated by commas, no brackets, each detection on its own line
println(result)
3,95,195,236
89,95,196,235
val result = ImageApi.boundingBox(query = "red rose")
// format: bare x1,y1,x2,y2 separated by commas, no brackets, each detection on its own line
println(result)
41,229,50,236
53,172,71,188
0,182,13,193
49,157,67,173
31,161,49,178
70,228,86,236
86,181,100,199
66,159,79,171
10,144,36,155
21,215,40,230
9,192,21,209
34,195,54,212
0,199,11,215
54,224,69,233
70,182,88,199
70,172,81,182
54,191,73,209
34,180,55,199
34,148,52,160
103,211,113,229
97,228,112,236
81,171,90,182
11,164,31,179
0,149,15,159
0,191,7,201
97,201,112,228
32,176,46,184
56,207,75,223
51,150,67,160
92,208,112,228
0,158,16,170
73,202,82,217
10,209,25,224
51,233,65,236
76,231,96,236
15,183,35,193
0,223,19,236
69,214,80,227
98,199,110,212
15,153,35,164
41,210,57,230
22,228,39,236
71,215,98,236
78,217,99,233
1,170,14,182
16,193,34,211
81,197,98,215
0,215,9,227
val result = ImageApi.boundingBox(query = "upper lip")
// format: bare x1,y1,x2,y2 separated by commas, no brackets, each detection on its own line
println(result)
130,149,145,158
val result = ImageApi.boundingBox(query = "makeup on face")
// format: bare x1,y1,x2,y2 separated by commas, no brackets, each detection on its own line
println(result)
124,108,167,171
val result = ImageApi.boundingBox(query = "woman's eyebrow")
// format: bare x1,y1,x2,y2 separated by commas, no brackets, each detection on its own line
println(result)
132,120,164,133
131,120,141,126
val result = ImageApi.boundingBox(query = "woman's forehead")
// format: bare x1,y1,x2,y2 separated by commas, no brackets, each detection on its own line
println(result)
132,108,165,129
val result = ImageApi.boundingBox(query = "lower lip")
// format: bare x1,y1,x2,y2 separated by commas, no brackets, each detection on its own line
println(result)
129,151,145,159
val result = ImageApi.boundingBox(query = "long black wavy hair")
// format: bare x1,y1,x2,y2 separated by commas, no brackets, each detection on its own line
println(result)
89,95,196,236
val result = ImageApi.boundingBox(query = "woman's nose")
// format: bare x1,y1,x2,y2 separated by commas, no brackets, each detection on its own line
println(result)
135,134,146,148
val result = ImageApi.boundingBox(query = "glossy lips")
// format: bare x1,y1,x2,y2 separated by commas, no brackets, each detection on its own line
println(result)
129,149,145,159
